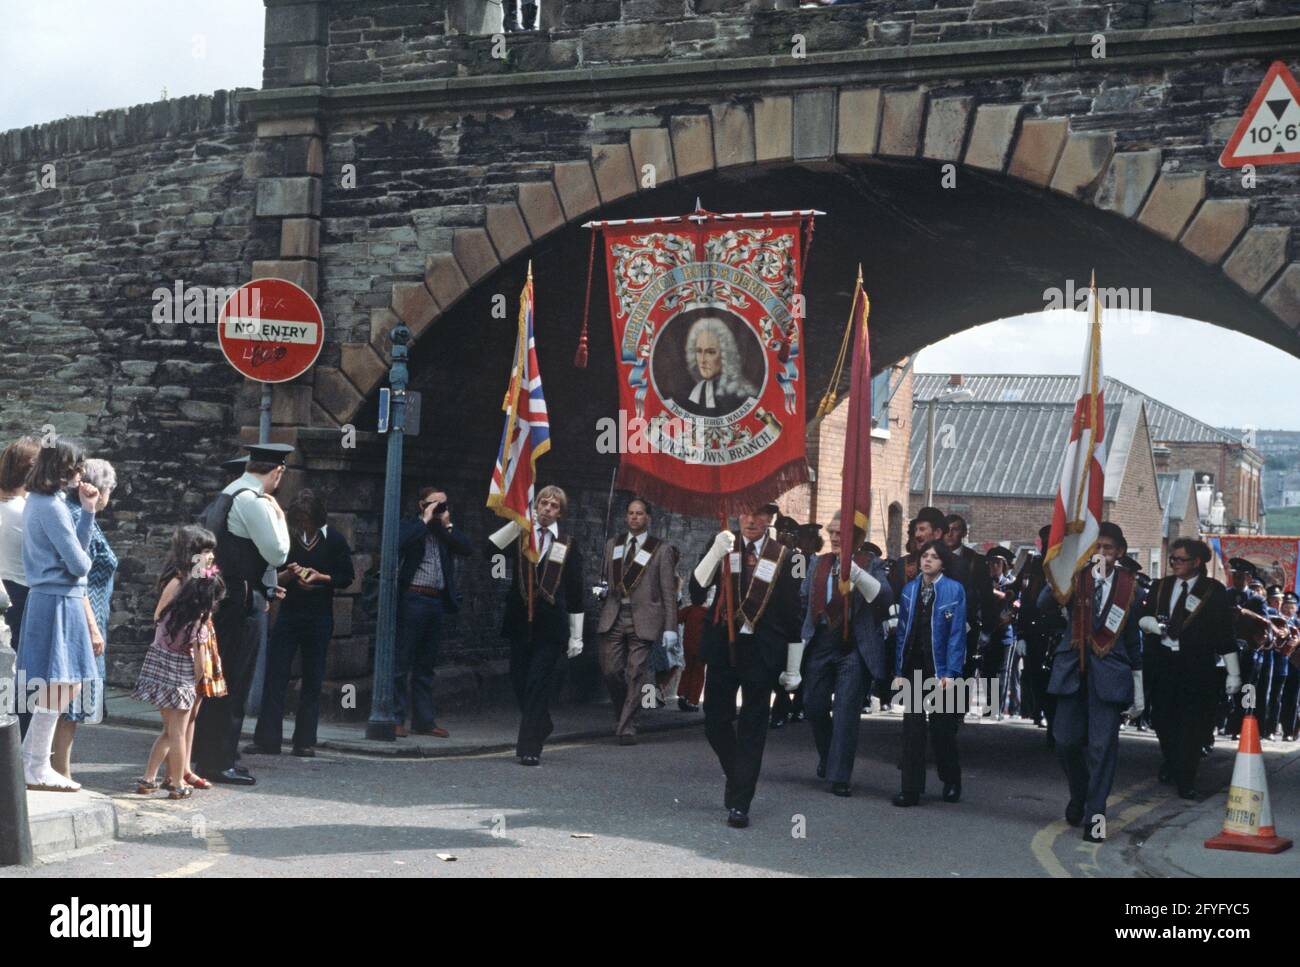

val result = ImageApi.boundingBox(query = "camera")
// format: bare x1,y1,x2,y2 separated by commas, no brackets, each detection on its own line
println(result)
591,580,609,601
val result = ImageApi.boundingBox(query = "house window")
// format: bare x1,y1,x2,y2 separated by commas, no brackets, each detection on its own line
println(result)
871,370,891,426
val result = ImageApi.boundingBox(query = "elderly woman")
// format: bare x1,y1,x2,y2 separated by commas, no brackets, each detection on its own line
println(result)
53,458,118,781
16,438,101,792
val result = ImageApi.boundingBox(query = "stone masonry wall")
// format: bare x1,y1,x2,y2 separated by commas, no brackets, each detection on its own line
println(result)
0,92,271,685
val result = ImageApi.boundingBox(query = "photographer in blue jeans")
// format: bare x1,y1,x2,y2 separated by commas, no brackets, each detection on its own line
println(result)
248,489,354,757
393,487,472,738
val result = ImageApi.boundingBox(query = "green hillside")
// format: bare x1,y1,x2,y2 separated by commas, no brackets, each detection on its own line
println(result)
1266,506,1300,535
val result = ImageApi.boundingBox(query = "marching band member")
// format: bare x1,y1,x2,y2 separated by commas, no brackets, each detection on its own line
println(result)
689,501,803,828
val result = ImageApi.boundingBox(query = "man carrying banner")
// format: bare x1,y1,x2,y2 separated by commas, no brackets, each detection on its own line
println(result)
689,503,804,828
596,497,678,745
1039,522,1142,842
800,511,892,796
488,486,585,766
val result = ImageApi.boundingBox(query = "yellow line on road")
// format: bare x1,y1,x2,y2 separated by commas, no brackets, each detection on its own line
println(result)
1031,779,1160,877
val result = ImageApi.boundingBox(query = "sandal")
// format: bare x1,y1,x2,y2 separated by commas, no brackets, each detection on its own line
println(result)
135,777,161,795
184,771,212,790
168,785,193,800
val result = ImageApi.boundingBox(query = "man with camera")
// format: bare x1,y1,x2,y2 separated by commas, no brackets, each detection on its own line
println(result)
394,487,473,738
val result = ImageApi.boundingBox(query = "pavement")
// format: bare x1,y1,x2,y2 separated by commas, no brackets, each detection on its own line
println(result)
8,701,1299,875
25,787,118,861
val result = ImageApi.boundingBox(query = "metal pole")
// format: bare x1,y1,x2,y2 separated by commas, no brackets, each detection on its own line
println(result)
925,396,935,507
366,322,410,741
0,611,34,866
259,383,273,444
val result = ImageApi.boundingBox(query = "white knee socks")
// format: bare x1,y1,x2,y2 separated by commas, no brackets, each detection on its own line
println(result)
22,707,80,791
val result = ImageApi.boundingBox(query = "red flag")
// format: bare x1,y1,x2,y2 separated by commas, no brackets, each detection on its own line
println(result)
1044,272,1106,604
839,270,871,600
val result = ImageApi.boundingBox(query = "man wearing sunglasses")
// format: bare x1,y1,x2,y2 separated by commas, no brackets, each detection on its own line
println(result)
394,487,473,738
1138,538,1237,801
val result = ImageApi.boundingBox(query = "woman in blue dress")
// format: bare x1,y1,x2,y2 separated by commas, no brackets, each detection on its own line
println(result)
54,458,118,783
16,438,101,793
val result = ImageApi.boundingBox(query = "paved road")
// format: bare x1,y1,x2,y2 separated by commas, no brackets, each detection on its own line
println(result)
0,711,1268,878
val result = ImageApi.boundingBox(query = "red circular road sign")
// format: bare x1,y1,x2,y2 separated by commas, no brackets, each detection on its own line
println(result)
217,278,324,383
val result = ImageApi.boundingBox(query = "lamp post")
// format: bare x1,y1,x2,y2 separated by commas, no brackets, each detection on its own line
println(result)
924,383,974,507
0,595,33,867
366,321,411,741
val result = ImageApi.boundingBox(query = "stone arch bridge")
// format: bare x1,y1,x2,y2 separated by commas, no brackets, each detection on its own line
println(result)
3,0,1300,687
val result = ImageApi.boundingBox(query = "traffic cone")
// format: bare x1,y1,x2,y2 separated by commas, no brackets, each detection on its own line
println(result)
1204,714,1292,854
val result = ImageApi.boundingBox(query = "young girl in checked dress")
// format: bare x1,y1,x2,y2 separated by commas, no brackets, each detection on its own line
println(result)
133,527,227,800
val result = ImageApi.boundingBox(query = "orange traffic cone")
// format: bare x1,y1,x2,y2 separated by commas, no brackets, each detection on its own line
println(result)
1204,714,1292,854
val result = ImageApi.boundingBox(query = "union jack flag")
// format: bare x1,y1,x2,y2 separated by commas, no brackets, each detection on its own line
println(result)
487,266,551,562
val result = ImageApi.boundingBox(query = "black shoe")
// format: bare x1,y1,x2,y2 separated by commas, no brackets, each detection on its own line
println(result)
816,760,826,779
291,746,315,758
831,782,851,797
242,743,278,756
769,714,787,729
210,768,256,786
1082,828,1105,843
892,792,920,807
231,765,252,776
942,783,961,803
726,808,749,828
1158,764,1172,784
1065,800,1085,827
1178,786,1200,801
677,697,699,712
1201,744,1212,757
791,710,805,723
617,734,637,746
519,755,540,766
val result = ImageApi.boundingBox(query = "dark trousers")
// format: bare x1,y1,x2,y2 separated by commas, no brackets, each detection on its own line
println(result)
394,591,445,730
1022,634,1051,721
677,633,706,705
1280,669,1300,739
5,580,30,739
900,707,961,795
803,634,866,784
1264,660,1288,737
254,608,333,752
1150,654,1218,791
193,597,261,774
978,642,1005,712
1053,681,1124,824
703,646,776,813
509,633,564,758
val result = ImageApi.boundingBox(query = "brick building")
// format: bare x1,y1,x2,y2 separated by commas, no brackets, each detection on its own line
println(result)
905,395,1166,574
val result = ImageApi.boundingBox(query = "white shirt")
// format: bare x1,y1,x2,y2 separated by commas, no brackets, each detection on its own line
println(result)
1162,577,1194,650
0,495,27,585
534,521,558,560
224,473,290,568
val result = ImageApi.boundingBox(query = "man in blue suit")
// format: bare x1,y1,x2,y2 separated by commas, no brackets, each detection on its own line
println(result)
393,486,473,738
800,512,893,797
1040,522,1143,843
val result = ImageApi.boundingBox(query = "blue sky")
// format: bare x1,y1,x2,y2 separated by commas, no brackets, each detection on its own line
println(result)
4,1,1298,428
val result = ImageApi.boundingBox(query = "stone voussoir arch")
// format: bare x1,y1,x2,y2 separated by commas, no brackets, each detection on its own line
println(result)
311,86,1300,427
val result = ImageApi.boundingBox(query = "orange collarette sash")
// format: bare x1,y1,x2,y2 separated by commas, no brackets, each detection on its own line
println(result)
1073,565,1137,661
611,534,661,597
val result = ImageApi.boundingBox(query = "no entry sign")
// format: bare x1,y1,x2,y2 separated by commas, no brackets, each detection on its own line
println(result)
217,278,324,383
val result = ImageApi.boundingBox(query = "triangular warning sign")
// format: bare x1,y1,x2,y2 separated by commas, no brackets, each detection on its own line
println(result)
1221,61,1300,168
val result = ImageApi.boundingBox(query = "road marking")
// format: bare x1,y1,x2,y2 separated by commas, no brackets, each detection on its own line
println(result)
1032,779,1160,877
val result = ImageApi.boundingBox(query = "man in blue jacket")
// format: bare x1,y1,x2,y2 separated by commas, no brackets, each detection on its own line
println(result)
800,512,893,797
1040,522,1143,842
394,487,473,738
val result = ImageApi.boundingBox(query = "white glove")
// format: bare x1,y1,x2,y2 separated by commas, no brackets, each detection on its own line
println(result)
663,630,679,649
1015,639,1027,656
1125,671,1144,719
884,602,899,636
567,613,584,659
1224,651,1241,694
1138,616,1166,637
778,641,805,692
488,520,523,550
693,530,735,587
848,561,881,603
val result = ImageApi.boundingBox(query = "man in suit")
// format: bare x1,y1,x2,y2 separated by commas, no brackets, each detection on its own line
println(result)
689,501,804,828
800,512,893,796
488,485,585,766
943,514,998,715
1015,525,1056,735
596,497,678,745
1138,538,1238,799
1041,522,1143,843
393,486,473,738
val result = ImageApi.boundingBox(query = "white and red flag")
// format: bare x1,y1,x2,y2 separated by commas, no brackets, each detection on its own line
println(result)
1044,273,1106,604
487,264,551,562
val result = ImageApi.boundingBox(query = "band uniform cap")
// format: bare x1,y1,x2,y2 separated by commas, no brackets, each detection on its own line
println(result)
1266,585,1284,599
1282,591,1298,606
987,546,1015,565
1227,557,1258,576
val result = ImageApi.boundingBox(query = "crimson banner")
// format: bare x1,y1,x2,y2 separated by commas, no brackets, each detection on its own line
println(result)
596,211,812,517
1208,534,1300,592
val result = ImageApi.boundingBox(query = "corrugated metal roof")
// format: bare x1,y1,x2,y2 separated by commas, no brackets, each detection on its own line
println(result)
915,373,1240,445
908,400,1126,498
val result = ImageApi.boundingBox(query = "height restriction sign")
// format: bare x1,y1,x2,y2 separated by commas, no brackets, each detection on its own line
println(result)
1220,61,1300,168
217,278,325,383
